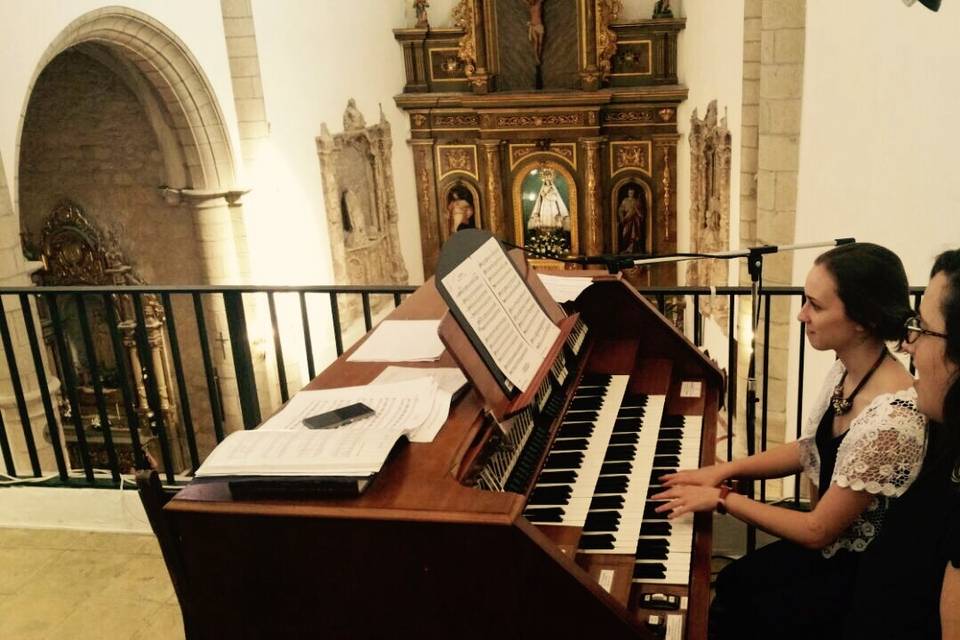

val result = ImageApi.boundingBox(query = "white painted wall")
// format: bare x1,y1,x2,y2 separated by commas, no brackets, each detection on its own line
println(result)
786,0,960,448
0,1,241,211
249,0,422,286
675,1,744,372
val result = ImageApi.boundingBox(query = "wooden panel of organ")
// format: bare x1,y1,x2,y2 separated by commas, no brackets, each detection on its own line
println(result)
166,252,722,639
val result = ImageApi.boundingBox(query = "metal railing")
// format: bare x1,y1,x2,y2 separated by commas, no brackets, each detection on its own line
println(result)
0,283,926,498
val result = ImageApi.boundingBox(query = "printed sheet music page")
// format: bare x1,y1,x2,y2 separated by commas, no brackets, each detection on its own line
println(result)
440,237,560,391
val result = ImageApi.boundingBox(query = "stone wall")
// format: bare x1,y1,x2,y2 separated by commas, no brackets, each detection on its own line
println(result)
18,49,222,465
736,0,805,479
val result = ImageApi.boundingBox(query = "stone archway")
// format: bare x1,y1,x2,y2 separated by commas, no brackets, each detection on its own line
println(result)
12,8,256,470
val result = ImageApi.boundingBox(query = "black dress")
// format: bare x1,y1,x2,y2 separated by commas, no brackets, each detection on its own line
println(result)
710,406,861,640
842,421,960,640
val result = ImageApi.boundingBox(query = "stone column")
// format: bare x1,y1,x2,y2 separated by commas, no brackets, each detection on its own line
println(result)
0,152,65,475
171,189,249,438
480,140,505,238
410,140,441,278
0,264,66,474
735,0,806,486
580,137,605,255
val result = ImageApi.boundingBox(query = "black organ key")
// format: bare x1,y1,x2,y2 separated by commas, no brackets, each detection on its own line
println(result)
590,495,624,510
643,502,667,520
609,432,639,445
603,445,637,462
658,428,684,440
613,418,644,433
557,423,594,438
551,438,589,452
536,470,577,484
579,374,612,386
569,396,604,411
640,521,673,537
579,534,616,550
524,507,565,523
651,468,676,482
528,485,572,505
594,476,629,494
661,415,685,428
653,455,680,468
544,452,584,469
633,564,667,580
584,512,621,532
656,441,682,455
635,547,670,561
564,410,599,422
600,462,632,476
621,393,649,406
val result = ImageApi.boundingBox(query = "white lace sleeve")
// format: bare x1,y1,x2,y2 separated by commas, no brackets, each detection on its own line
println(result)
798,435,820,487
832,389,927,496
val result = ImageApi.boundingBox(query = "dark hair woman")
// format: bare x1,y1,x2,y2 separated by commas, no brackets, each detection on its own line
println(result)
843,248,960,640
653,243,926,639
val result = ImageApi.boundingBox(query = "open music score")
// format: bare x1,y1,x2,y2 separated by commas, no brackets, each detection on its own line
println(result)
165,231,723,639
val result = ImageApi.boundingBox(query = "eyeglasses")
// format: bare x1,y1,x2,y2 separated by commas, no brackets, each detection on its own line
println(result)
902,315,948,344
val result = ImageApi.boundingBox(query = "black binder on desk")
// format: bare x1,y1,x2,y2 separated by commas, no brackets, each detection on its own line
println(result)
221,475,375,499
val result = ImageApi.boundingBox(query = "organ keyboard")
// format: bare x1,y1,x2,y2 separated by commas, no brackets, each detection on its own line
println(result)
167,263,722,639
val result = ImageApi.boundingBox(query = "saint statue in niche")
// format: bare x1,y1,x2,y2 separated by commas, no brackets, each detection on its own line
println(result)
446,185,476,234
521,165,573,258
616,183,647,254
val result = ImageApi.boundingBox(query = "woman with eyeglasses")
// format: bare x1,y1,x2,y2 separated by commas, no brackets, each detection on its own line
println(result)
843,249,960,640
653,243,927,640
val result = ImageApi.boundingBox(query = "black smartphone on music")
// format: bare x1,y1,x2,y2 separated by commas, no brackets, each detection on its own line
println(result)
302,402,375,430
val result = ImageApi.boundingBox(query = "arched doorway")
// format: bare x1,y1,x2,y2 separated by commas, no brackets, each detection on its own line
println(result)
15,8,253,472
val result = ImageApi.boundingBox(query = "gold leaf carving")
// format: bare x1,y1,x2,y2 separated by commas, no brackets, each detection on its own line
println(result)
597,0,623,83
603,110,653,124
453,0,477,78
438,145,478,178
496,113,583,128
509,144,576,169
615,144,647,171
433,114,479,128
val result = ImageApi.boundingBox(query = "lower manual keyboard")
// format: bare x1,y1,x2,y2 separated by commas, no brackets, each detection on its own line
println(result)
633,415,703,585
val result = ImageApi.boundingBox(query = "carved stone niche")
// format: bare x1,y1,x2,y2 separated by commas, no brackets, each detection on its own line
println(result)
316,101,409,320
395,5,687,284
685,101,732,331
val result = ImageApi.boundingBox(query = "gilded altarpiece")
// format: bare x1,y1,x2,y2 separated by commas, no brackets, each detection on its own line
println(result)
685,101,732,330
29,200,188,473
395,1,686,289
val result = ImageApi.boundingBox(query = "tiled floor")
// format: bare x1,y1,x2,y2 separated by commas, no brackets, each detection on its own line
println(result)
0,528,184,640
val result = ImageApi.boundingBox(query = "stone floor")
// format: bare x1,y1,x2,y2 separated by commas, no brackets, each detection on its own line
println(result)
0,512,778,639
0,528,184,640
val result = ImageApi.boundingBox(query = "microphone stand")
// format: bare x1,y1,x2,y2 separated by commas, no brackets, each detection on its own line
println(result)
576,238,854,552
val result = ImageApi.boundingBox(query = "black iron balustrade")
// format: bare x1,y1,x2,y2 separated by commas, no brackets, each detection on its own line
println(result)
0,284,927,512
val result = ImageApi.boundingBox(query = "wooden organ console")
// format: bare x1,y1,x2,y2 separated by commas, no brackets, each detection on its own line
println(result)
166,254,722,639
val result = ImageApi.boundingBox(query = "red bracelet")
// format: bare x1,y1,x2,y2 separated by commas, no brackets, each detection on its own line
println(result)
716,483,733,514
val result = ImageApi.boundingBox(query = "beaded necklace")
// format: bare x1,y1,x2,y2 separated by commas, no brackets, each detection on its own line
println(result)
830,349,889,416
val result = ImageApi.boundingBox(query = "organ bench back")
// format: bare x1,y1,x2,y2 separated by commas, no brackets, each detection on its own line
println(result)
166,270,722,639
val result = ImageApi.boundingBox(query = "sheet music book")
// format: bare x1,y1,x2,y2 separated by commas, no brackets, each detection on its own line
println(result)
194,378,447,496
437,233,559,393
